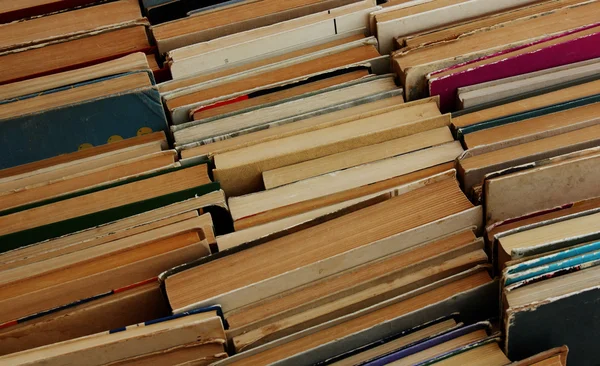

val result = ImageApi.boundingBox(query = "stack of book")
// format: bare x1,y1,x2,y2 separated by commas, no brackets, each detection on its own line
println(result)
0,131,228,361
1,0,599,365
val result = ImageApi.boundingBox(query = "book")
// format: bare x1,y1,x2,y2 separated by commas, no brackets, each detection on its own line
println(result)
322,316,461,366
161,32,368,96
215,183,400,252
0,25,152,85
190,70,371,121
504,261,600,365
0,52,152,102
0,142,166,195
254,276,497,366
0,130,166,180
214,267,493,365
372,322,493,365
0,0,99,23
428,25,600,112
452,78,600,130
0,211,201,272
162,2,376,75
392,1,599,101
0,70,168,169
229,163,455,231
164,44,385,124
486,196,600,245
463,99,600,149
165,175,475,313
142,0,257,25
395,0,583,50
262,126,453,189
457,124,600,193
483,148,600,224
226,230,483,352
0,0,143,52
502,239,600,289
0,150,178,212
496,210,600,269
0,279,170,356
509,346,569,366
420,338,509,366
164,32,368,84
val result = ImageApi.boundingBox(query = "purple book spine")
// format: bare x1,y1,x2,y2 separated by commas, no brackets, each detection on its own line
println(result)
361,322,490,366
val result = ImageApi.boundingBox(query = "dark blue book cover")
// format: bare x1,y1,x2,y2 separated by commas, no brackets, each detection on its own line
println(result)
505,285,600,366
0,73,168,170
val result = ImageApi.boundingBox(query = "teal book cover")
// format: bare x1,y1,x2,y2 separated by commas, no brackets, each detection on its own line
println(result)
0,73,168,170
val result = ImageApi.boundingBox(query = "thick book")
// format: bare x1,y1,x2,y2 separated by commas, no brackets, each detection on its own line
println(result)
0,24,152,85
315,315,462,366
504,264,600,365
0,71,168,169
0,0,143,53
509,346,569,366
483,147,600,225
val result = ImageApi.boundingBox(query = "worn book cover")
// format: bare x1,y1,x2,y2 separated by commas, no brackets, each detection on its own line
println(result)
0,71,168,169
429,26,600,112
505,284,600,365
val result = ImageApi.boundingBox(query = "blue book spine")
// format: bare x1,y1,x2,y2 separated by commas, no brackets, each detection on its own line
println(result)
505,240,600,280
0,87,168,169
506,257,600,289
